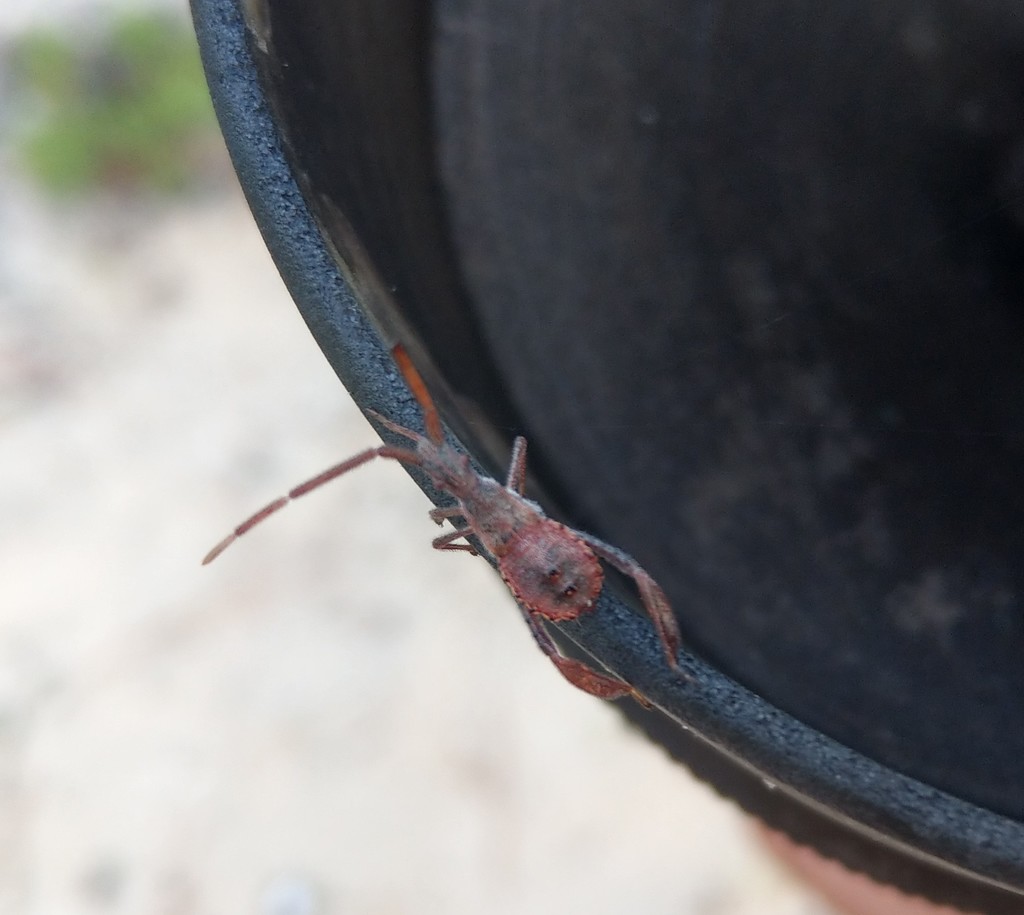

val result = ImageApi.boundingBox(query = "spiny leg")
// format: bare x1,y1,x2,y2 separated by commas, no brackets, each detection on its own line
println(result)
513,601,648,705
202,444,422,564
578,533,683,672
505,436,528,494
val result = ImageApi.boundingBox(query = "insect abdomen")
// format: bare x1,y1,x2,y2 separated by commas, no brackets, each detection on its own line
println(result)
498,519,604,622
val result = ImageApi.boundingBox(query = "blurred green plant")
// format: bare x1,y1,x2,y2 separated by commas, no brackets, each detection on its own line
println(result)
9,12,219,195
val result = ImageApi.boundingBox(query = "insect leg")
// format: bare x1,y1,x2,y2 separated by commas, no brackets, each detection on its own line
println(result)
578,533,683,672
428,504,465,526
431,527,478,555
514,602,648,705
504,436,528,494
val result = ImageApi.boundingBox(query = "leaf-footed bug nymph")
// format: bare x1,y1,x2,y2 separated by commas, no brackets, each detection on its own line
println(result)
204,344,685,703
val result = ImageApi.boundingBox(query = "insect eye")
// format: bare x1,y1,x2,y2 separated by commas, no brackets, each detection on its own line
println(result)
561,584,578,599
546,568,561,580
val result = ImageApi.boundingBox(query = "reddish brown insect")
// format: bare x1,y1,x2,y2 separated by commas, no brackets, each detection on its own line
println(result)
204,344,683,702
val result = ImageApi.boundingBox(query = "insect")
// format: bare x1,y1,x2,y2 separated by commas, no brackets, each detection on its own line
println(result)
204,343,683,702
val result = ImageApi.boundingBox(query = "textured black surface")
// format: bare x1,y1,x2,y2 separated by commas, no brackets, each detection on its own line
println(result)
434,0,1024,821
190,0,1024,908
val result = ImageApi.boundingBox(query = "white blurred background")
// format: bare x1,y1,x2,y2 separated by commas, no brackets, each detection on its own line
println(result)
0,2,840,912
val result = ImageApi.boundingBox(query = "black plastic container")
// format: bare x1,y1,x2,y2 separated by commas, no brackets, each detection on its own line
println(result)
191,1,1024,910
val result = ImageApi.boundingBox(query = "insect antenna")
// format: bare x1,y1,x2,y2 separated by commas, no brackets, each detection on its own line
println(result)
365,409,423,443
202,444,423,564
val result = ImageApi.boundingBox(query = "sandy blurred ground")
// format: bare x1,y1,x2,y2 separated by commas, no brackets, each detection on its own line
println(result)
0,3,841,914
